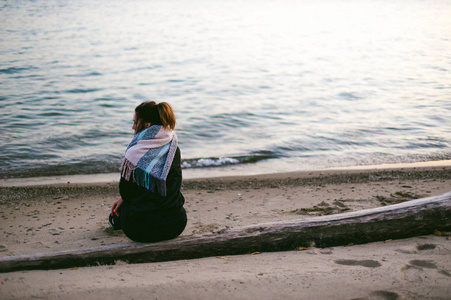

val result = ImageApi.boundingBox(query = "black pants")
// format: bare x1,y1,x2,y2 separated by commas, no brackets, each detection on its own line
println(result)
110,202,187,243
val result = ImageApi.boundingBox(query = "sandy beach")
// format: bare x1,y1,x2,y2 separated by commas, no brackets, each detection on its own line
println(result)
1,164,450,299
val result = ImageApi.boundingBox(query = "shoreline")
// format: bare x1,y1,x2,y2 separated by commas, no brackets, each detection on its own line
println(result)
1,163,450,299
1,159,450,188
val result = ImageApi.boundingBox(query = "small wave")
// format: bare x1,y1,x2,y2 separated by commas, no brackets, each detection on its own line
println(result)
337,92,362,100
0,66,37,74
64,72,103,78
65,88,102,94
181,153,277,169
182,157,240,168
38,111,68,117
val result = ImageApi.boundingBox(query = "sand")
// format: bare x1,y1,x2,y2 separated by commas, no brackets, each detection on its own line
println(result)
0,165,450,299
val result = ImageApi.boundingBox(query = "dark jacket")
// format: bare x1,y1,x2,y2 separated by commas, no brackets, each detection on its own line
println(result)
119,147,185,215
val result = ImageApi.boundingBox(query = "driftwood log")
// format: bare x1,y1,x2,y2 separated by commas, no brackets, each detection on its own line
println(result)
1,192,450,273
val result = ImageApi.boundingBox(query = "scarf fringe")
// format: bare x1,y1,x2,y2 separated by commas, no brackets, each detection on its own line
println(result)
120,158,136,182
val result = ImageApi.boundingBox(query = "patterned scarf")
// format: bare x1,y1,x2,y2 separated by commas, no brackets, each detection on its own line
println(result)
120,125,178,196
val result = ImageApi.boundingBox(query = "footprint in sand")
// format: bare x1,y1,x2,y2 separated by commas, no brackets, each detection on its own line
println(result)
104,227,125,237
401,260,444,282
438,269,451,277
0,245,11,255
319,249,333,255
395,243,437,255
334,259,381,268
369,290,400,300
409,260,437,269
401,264,424,282
416,243,436,251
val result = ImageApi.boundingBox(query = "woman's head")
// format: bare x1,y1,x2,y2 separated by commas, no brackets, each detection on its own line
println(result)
133,101,176,133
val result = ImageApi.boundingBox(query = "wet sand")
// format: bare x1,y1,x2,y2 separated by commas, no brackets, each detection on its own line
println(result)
0,165,450,299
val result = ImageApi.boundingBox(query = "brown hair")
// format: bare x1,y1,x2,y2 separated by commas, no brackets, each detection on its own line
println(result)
134,101,176,132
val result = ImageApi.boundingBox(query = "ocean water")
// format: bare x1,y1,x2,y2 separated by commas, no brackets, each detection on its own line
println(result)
1,0,450,179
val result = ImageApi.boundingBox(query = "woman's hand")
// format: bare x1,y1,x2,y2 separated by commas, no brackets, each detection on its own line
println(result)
111,197,124,217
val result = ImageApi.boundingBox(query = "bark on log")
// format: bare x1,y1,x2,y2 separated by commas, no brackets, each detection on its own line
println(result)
1,192,450,273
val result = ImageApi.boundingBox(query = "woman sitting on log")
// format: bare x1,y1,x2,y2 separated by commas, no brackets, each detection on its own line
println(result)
109,101,187,243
